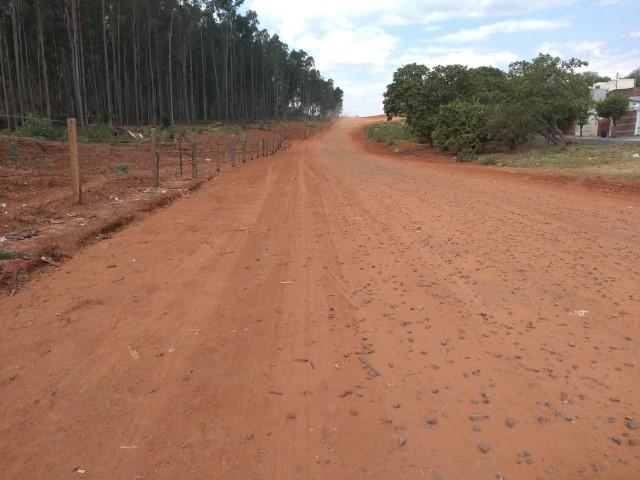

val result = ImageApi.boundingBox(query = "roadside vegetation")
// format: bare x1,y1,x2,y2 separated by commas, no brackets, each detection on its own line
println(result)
364,120,417,146
363,118,640,178
478,143,640,179
383,54,633,155
1,2,343,131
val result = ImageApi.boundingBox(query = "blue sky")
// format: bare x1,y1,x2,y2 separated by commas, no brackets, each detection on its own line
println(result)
243,0,640,116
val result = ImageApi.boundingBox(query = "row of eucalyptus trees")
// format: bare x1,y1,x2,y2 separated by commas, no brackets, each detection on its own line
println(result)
0,0,344,129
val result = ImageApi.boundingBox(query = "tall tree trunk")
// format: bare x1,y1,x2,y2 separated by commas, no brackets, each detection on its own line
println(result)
211,36,221,120
10,0,24,122
0,25,12,128
168,8,174,126
102,0,112,119
200,26,206,122
64,0,85,125
36,0,51,118
147,16,156,125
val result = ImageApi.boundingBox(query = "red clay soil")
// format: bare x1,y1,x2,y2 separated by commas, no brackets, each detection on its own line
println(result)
0,123,310,292
1,118,639,479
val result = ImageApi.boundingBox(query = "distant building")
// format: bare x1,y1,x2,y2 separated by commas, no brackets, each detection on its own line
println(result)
577,79,639,137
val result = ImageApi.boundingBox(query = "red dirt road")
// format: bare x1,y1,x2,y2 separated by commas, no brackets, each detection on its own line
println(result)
1,118,639,479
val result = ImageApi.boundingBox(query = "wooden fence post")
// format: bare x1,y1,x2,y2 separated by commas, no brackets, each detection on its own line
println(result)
216,141,221,172
67,118,82,204
231,135,236,167
242,136,247,162
151,128,159,187
178,133,183,177
191,133,197,178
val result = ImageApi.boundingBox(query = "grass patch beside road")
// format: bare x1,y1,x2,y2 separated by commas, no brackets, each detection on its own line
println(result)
364,120,417,146
478,142,640,180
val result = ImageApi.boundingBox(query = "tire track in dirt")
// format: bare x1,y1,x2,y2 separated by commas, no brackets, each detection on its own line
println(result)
303,119,640,479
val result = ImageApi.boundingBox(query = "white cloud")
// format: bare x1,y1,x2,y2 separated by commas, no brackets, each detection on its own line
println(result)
438,19,571,43
536,42,564,58
296,27,399,73
241,0,613,116
397,47,518,70
247,0,580,40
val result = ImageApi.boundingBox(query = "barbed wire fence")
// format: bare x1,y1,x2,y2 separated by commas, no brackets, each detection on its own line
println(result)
1,117,318,205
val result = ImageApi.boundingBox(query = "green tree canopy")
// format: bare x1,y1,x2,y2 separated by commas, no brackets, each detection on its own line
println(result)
596,92,630,128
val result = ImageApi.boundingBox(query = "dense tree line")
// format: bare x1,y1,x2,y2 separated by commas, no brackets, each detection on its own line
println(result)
383,54,598,152
0,0,343,129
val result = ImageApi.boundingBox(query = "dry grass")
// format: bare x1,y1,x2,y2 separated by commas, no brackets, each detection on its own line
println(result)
478,142,640,180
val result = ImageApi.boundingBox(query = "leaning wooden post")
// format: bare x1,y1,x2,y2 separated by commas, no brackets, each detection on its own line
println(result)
191,133,197,178
151,128,159,187
67,118,82,204
242,136,247,162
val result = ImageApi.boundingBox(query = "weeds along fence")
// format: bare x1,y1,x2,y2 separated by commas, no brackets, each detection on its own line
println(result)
0,117,319,205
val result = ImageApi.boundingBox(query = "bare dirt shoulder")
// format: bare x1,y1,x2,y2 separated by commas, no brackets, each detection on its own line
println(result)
0,123,315,293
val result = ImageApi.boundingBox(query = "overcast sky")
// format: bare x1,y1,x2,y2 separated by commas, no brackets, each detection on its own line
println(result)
242,0,640,116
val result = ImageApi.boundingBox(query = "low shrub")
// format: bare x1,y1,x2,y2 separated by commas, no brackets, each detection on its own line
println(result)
456,148,477,162
16,113,62,140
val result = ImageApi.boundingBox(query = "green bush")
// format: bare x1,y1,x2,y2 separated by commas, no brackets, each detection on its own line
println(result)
364,120,416,145
456,149,477,162
433,100,485,152
160,114,171,129
16,113,62,140
84,123,113,143
5,140,18,164
116,163,131,176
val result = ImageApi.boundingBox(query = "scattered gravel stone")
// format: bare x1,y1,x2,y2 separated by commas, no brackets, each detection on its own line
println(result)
538,415,548,424
398,436,406,446
426,416,438,425
592,464,601,472
505,417,516,428
611,437,623,445
627,420,639,430
393,402,401,409
628,438,638,447
479,441,490,454
469,414,487,421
